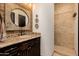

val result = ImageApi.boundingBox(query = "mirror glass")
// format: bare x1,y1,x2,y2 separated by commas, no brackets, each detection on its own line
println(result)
10,9,29,27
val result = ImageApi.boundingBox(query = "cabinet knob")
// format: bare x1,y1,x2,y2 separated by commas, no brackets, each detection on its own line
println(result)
28,47,31,50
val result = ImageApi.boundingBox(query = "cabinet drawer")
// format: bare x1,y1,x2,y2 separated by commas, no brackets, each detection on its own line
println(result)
0,44,18,52
0,46,18,56
4,47,18,53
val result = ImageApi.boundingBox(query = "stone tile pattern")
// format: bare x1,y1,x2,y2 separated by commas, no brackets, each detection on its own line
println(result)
53,45,76,56
54,4,75,49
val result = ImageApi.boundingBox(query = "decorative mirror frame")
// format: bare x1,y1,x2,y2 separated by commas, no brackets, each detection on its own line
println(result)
5,3,32,31
10,8,29,27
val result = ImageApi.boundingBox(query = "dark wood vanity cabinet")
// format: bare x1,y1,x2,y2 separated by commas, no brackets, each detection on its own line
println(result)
26,37,40,56
0,37,40,56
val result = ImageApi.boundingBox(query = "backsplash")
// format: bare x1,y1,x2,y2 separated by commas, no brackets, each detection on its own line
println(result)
6,30,32,38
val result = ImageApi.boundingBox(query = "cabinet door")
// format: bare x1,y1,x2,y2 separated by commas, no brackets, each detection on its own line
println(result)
17,43,28,56
27,37,40,56
32,37,40,56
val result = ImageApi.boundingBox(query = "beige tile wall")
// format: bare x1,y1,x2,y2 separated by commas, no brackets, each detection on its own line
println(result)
54,4,75,49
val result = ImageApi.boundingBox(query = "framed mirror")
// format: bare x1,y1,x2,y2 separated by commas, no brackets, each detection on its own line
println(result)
10,9,29,27
5,4,32,31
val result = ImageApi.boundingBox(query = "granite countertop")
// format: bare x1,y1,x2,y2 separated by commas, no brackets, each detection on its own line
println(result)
0,32,41,49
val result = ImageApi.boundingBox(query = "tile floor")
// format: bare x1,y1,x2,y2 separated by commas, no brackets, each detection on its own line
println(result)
53,45,76,56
